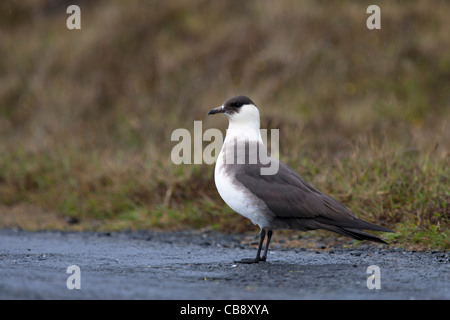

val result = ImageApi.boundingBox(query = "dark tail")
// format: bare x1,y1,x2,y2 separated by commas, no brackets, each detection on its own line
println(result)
279,216,394,244
315,216,394,244
330,226,389,244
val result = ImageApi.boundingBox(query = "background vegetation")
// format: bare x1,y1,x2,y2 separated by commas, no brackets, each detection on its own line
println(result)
0,0,448,249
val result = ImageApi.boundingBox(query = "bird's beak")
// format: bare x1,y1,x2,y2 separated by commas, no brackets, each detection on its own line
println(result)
208,105,226,115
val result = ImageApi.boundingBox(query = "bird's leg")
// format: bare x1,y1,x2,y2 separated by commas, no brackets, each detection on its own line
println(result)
261,229,273,261
235,228,266,264
254,228,265,261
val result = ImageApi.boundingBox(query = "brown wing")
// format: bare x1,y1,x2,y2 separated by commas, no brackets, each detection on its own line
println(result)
234,158,391,232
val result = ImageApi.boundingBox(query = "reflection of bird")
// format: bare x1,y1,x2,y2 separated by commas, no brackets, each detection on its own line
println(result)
208,95,393,263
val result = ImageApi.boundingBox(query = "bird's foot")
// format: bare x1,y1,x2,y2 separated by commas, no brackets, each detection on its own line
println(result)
234,257,266,264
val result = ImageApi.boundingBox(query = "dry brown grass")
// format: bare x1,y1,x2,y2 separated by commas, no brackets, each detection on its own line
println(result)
0,0,448,248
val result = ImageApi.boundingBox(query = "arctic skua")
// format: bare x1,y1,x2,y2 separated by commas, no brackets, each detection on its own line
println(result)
208,95,393,263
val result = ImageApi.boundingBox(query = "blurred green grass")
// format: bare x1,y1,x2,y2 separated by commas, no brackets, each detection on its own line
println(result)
0,0,448,249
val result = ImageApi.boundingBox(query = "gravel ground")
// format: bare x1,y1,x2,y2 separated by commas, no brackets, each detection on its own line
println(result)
0,229,448,300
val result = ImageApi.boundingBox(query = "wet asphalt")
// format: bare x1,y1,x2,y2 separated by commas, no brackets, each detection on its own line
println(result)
0,229,448,300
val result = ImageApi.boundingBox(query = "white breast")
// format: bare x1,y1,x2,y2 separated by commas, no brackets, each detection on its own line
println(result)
214,146,271,229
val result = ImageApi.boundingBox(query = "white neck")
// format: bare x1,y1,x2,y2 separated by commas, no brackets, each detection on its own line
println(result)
223,104,263,144
224,122,262,145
